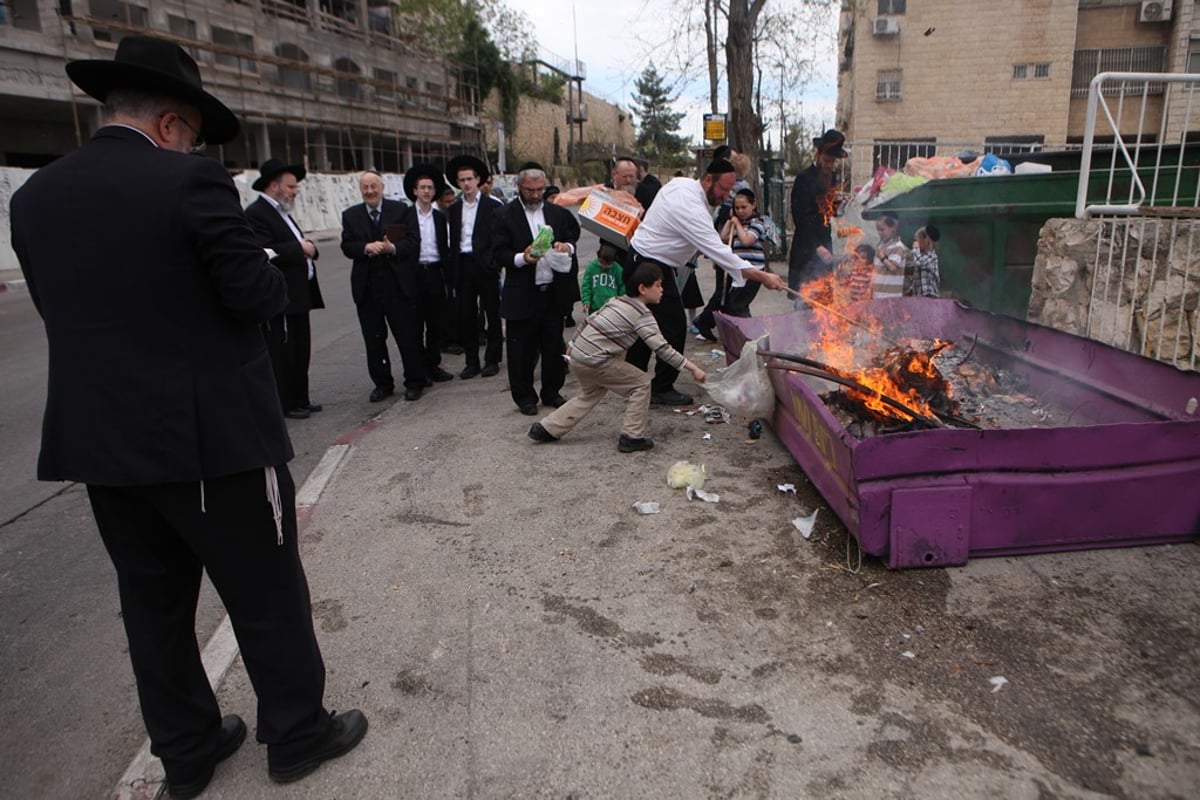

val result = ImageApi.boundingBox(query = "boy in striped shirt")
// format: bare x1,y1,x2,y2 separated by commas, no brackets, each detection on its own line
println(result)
872,212,908,299
529,262,708,452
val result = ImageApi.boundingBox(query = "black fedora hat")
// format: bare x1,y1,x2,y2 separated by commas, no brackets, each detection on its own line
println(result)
252,157,306,192
812,129,848,158
403,162,449,201
446,154,490,185
516,161,545,174
66,35,240,146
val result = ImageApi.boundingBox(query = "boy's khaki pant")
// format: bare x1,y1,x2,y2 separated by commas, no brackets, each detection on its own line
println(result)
539,358,651,440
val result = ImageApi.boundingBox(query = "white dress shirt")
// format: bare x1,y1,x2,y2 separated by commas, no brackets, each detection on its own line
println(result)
415,203,439,263
261,193,314,279
459,194,478,253
629,177,749,287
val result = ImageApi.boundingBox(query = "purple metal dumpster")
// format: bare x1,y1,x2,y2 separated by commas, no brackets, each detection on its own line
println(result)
717,299,1200,568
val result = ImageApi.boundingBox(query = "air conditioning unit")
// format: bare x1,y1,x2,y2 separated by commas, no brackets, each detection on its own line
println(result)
1139,0,1173,23
873,17,900,36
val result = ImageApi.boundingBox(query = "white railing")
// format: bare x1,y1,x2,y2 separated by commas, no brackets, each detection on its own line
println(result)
1076,72,1200,371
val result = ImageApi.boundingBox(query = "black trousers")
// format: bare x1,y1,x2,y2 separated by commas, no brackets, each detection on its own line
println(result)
414,263,446,376
625,256,687,394
264,312,312,412
505,286,566,408
358,267,425,391
458,253,503,368
86,466,332,775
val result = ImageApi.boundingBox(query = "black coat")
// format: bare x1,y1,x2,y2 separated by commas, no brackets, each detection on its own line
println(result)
491,200,581,319
340,198,415,304
788,163,833,273
9,126,293,484
447,193,502,275
245,196,325,314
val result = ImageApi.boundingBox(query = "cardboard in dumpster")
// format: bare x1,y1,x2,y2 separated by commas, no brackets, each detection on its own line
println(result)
579,188,641,249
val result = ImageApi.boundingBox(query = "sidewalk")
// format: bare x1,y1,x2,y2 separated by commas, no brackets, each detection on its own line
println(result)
113,263,1200,799
0,268,25,293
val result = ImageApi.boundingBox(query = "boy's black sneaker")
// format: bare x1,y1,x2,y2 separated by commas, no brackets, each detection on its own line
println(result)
618,434,654,453
528,422,558,443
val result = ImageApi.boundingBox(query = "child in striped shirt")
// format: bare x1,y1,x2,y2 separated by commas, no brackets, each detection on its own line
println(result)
872,212,908,299
528,262,707,453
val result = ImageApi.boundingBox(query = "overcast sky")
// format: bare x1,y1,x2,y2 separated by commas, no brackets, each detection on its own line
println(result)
502,0,839,147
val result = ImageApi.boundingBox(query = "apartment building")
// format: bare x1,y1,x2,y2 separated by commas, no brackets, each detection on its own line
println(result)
0,0,485,170
836,0,1200,187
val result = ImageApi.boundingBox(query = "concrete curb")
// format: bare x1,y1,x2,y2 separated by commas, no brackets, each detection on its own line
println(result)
0,278,27,294
108,436,357,800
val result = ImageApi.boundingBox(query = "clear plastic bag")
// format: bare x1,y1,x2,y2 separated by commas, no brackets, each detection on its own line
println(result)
703,335,775,418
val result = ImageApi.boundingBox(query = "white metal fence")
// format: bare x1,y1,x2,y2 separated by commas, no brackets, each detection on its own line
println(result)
1077,72,1200,371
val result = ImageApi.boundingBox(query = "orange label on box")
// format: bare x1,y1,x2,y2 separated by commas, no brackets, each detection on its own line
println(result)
594,203,638,234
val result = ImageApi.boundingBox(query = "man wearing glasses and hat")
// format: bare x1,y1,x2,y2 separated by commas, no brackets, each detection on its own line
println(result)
245,157,326,419
788,128,849,303
9,36,366,797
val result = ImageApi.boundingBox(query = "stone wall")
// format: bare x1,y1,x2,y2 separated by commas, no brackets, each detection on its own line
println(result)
1029,217,1200,369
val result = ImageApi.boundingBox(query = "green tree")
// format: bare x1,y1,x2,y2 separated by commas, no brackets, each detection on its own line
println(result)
631,64,689,165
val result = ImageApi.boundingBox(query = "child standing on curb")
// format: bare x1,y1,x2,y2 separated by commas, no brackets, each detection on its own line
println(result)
907,225,941,298
580,241,624,314
529,262,707,453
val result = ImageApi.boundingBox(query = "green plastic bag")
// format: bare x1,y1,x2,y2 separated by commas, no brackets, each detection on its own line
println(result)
530,225,554,258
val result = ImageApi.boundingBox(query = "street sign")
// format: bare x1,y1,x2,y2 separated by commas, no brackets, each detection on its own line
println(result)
703,113,726,143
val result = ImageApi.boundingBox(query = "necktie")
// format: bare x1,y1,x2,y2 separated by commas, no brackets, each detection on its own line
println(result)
370,208,381,237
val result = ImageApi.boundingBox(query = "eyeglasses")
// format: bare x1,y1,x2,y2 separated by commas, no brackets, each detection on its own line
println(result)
169,113,206,154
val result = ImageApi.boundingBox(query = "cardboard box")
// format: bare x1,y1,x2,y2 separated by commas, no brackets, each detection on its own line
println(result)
578,189,641,250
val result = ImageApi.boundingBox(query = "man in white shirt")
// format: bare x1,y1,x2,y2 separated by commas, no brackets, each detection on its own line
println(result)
447,154,504,379
400,163,455,393
627,159,786,405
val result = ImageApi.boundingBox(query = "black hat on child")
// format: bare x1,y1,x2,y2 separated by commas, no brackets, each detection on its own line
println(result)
446,154,490,185
66,35,240,146
403,162,449,201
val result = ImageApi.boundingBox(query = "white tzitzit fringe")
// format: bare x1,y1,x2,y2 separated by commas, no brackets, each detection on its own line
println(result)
265,466,283,545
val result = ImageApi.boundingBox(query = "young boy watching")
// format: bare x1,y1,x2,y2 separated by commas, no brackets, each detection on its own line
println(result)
529,262,707,453
581,241,624,314
907,225,941,297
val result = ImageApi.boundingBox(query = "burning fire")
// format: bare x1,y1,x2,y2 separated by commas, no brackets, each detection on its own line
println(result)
796,288,957,424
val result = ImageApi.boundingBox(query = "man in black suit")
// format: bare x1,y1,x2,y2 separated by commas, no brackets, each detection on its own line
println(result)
401,163,455,391
446,154,503,379
245,158,325,419
491,163,581,415
340,170,423,402
8,36,365,798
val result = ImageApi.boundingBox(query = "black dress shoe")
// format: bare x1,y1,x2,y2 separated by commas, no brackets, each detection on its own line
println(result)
284,407,310,419
528,422,559,443
618,433,655,453
650,390,694,406
404,387,423,401
460,364,481,379
166,715,246,799
442,344,465,355
564,315,576,328
429,367,454,382
518,403,538,416
369,387,394,402
542,394,568,408
480,362,500,377
268,709,368,784
304,402,323,413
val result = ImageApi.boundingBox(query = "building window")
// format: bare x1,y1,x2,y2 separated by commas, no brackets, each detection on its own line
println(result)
1034,62,1050,79
1072,46,1166,96
404,75,419,106
1188,39,1200,74
877,0,905,14
374,68,395,100
89,0,147,44
334,57,362,100
275,43,311,91
212,27,257,72
1013,64,1028,80
167,15,197,58
984,135,1045,155
263,0,307,24
876,69,902,101
1,0,42,31
873,138,934,171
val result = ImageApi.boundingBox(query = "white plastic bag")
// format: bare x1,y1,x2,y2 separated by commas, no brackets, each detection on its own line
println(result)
703,336,775,418
541,250,573,273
